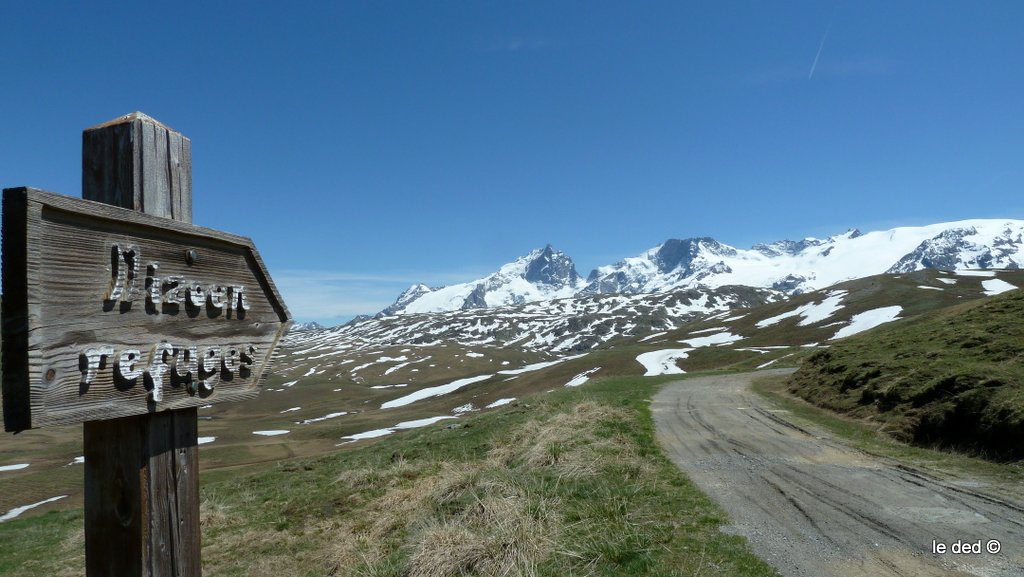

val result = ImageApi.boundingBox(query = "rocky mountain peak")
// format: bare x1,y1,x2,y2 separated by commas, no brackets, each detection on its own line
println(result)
524,244,581,287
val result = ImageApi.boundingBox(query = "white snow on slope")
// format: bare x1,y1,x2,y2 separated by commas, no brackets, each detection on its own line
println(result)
297,411,348,425
341,428,393,442
687,326,727,335
756,291,846,328
936,277,957,285
565,368,601,387
639,331,668,342
381,374,493,409
680,331,742,348
497,353,588,375
486,398,517,408
253,430,290,436
593,220,1024,296
955,270,996,277
636,349,692,376
0,464,29,472
982,279,1017,296
1,495,67,523
340,415,458,443
831,306,903,339
198,437,216,445
917,285,943,291
394,416,456,429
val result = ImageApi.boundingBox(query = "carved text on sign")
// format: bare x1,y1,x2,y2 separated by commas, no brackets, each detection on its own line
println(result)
80,344,259,402
105,244,250,316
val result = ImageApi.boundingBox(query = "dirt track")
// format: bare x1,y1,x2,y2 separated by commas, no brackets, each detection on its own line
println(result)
652,369,1024,577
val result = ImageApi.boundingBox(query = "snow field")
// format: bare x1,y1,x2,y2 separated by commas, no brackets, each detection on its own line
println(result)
830,306,903,339
635,349,692,376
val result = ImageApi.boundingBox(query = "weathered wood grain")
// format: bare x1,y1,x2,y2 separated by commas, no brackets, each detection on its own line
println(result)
83,112,193,222
1,187,289,430
84,408,201,576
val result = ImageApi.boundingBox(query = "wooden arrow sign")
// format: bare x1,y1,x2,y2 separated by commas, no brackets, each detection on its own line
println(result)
2,187,291,431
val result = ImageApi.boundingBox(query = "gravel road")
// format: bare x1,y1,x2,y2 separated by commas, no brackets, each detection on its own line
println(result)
652,369,1024,577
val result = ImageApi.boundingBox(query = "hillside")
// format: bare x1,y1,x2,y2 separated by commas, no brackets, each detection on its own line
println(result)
787,284,1024,460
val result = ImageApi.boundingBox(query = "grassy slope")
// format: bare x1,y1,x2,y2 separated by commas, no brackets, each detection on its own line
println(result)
787,287,1024,460
0,375,780,577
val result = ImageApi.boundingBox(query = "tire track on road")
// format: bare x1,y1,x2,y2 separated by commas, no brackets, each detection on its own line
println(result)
652,369,1024,577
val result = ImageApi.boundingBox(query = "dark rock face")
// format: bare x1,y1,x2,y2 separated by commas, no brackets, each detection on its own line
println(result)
655,238,734,275
772,274,809,292
752,238,824,257
461,283,488,310
524,245,581,287
887,228,979,273
582,270,641,295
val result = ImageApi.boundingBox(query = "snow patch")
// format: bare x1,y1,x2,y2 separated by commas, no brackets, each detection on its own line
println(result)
339,415,458,444
1,495,67,523
394,416,456,429
756,292,846,328
982,278,1017,296
636,349,692,376
340,429,393,442
298,411,348,424
680,331,742,348
0,464,29,472
565,367,601,387
831,306,903,339
198,437,216,445
253,430,290,436
381,374,493,409
497,353,588,375
955,270,996,277
917,285,943,291
686,326,727,335
280,407,301,413
486,398,517,408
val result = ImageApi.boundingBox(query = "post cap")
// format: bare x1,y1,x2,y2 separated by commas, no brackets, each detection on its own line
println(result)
86,112,179,133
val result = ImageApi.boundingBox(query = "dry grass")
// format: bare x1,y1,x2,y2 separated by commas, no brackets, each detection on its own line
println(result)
198,400,642,576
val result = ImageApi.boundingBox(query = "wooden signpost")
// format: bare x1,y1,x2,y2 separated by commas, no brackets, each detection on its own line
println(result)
1,113,291,576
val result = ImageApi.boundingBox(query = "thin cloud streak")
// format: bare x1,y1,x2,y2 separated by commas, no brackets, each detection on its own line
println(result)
808,21,832,79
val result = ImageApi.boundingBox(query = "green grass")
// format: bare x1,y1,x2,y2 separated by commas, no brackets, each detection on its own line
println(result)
752,374,1024,493
0,375,780,577
786,287,1024,461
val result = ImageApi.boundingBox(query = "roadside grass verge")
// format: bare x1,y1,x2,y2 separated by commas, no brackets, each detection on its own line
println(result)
1,375,780,577
786,288,1024,461
752,374,1024,497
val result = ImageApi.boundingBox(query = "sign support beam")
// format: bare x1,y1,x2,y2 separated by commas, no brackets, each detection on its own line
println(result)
83,113,201,577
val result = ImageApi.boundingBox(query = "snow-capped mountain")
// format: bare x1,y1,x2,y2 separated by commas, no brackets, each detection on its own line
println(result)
381,220,1024,316
584,220,1024,296
382,245,581,315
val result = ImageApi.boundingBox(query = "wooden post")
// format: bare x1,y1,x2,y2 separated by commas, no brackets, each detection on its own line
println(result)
82,112,201,577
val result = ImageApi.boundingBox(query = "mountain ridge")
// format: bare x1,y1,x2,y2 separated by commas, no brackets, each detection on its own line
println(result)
379,219,1024,317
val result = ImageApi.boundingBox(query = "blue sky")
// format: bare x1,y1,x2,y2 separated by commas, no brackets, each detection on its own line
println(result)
2,1,1022,323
